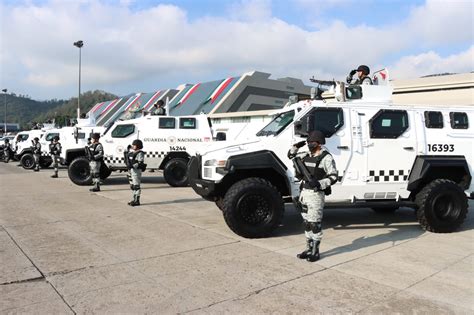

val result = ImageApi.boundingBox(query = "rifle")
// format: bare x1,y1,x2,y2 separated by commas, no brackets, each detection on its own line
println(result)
85,146,93,161
124,147,132,169
293,156,314,184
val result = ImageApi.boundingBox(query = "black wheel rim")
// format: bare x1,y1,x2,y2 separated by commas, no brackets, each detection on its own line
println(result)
171,164,185,180
236,193,272,226
24,158,33,168
432,193,461,222
75,163,90,178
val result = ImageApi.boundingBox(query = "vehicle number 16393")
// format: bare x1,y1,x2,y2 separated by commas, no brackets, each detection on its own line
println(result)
427,144,454,152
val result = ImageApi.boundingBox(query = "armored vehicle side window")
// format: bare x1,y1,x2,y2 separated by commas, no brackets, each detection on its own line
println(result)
77,133,86,139
17,134,29,141
346,86,362,99
370,110,409,139
425,111,443,128
450,112,468,129
308,108,344,137
111,124,135,138
45,133,60,141
180,118,197,129
257,110,295,136
159,118,175,129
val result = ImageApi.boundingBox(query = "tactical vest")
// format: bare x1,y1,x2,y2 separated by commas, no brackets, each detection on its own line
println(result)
302,151,332,195
90,143,104,161
129,150,146,171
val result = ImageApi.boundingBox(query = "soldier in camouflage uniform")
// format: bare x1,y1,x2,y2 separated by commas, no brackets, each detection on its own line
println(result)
32,137,42,172
50,136,62,178
288,130,338,262
126,139,146,206
88,133,104,192
3,138,11,163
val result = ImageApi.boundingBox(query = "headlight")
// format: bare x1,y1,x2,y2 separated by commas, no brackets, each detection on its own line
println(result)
204,159,227,167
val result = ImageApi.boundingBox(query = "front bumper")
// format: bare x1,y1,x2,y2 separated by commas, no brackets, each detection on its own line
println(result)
188,156,217,200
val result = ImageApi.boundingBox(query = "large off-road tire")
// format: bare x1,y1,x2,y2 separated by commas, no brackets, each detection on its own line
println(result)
371,206,399,214
68,157,92,186
20,153,35,170
39,157,52,168
163,158,188,187
100,162,112,180
222,177,284,238
215,197,225,212
415,179,468,233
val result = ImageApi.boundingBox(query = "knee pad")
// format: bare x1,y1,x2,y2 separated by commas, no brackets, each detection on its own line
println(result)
130,184,134,190
304,221,322,233
132,185,140,191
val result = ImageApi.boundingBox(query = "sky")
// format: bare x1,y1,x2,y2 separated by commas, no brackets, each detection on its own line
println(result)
0,0,473,100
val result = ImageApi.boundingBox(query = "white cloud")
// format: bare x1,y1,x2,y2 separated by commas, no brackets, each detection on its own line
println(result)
0,0,472,99
390,46,474,79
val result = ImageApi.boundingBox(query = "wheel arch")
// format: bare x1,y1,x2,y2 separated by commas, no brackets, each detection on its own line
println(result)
159,152,190,169
65,148,86,165
407,155,471,198
221,150,291,198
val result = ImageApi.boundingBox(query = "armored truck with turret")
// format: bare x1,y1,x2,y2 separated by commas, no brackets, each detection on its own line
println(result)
188,72,473,238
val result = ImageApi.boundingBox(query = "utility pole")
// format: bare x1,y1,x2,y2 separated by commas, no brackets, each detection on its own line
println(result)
73,40,84,119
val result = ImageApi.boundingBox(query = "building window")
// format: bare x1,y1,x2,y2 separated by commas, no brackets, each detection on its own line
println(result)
424,111,443,128
450,112,468,129
370,110,409,139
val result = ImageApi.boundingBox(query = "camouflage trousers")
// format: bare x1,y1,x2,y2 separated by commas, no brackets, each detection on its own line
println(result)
90,161,101,188
52,155,60,175
127,169,142,197
33,154,40,170
299,188,325,241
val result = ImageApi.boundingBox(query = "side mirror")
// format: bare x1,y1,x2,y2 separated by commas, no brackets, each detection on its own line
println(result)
294,120,307,137
216,132,226,141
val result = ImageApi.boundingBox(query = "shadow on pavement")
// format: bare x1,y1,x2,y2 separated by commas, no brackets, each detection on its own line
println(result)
141,198,206,206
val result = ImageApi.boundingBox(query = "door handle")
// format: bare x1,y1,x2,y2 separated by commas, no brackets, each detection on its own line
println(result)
403,146,414,150
337,146,349,150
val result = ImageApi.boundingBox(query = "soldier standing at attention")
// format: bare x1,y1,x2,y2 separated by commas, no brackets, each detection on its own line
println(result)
32,137,42,172
50,136,62,178
88,133,104,192
288,131,338,262
3,138,11,163
126,139,146,206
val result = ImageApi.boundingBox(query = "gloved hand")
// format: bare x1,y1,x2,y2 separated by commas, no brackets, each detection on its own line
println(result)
294,140,306,149
309,178,321,191
349,69,357,76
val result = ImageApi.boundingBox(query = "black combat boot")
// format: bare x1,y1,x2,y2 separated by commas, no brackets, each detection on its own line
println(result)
128,196,140,207
89,183,100,192
51,174,58,178
306,241,320,262
297,239,312,259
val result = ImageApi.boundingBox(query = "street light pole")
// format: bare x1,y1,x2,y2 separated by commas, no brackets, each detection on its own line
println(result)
2,88,7,135
73,40,84,119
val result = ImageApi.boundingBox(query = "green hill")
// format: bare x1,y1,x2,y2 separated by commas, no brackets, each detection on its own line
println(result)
2,90,117,130
33,90,117,127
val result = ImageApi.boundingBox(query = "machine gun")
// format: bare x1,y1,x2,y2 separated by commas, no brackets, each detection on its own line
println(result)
309,77,336,100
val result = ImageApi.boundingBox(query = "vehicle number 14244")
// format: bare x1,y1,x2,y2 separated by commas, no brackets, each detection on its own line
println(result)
427,144,454,152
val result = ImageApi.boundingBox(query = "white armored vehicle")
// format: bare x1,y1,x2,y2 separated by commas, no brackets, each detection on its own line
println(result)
188,75,473,238
14,124,55,169
67,114,225,187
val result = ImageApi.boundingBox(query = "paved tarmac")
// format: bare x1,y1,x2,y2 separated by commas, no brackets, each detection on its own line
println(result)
1,162,473,314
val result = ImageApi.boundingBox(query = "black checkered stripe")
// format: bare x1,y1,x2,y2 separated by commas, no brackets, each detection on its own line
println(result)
369,169,410,182
104,151,167,164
